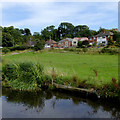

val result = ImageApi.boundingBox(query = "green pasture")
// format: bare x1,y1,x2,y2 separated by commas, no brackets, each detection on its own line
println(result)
2,50,118,86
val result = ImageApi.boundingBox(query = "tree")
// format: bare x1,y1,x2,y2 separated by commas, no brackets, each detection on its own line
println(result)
2,32,13,47
58,22,74,39
77,41,82,48
107,37,114,47
34,39,45,51
24,28,31,36
82,40,89,47
74,25,91,37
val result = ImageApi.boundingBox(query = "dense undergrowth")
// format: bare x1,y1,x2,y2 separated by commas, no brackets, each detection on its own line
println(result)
2,62,120,98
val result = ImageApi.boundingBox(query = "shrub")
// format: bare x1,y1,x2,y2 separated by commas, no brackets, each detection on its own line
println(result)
33,40,45,51
9,45,29,51
78,41,82,48
93,43,96,47
2,63,18,80
101,48,118,54
2,47,10,54
2,62,44,90
82,48,88,52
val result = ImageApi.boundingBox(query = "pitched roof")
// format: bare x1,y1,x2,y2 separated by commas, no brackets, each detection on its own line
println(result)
59,38,73,42
46,39,58,44
74,37,88,41
95,31,113,37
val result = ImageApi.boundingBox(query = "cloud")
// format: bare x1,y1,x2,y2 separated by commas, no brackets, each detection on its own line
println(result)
1,2,118,33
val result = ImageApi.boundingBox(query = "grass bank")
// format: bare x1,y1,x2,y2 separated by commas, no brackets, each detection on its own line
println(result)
2,49,119,98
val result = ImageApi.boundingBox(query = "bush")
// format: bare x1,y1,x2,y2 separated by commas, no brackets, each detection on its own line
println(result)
2,47,10,54
2,63,18,80
82,48,88,52
2,62,44,90
101,48,118,54
9,45,31,51
33,40,45,51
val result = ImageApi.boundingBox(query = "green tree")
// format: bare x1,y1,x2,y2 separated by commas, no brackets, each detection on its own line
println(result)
34,39,45,51
77,41,82,48
24,28,31,36
2,32,13,47
58,22,74,39
74,25,91,37
108,37,114,47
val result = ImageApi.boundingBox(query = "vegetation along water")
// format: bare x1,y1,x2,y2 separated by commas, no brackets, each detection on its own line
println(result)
2,48,120,99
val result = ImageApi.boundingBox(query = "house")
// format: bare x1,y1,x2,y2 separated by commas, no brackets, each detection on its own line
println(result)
89,31,114,46
58,38,73,48
88,37,97,45
45,39,58,48
72,37,89,47
95,31,113,46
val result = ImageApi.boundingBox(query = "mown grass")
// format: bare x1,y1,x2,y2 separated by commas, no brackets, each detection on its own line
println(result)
2,49,118,88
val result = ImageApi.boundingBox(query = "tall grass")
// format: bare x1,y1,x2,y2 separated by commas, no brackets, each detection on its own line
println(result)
2,62,45,90
2,50,118,87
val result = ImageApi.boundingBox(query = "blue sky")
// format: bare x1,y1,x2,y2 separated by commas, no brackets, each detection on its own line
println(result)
1,2,118,34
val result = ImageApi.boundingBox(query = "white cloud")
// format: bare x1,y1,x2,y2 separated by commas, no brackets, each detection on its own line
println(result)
1,2,118,32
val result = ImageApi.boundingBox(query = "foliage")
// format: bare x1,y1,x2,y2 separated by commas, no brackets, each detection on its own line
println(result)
101,48,118,54
33,39,45,51
2,24,119,49
2,47,10,54
9,45,30,51
58,22,74,39
2,45,118,89
82,48,88,52
77,41,82,48
2,62,44,90
107,37,114,47
2,32,14,47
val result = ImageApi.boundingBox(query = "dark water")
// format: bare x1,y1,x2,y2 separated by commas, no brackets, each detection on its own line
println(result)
2,87,120,118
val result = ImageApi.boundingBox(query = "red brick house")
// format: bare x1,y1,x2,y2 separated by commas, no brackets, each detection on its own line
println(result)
45,39,58,48
58,38,72,48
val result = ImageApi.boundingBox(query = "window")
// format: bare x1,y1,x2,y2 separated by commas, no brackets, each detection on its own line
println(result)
102,41,105,43
65,41,68,45
74,41,76,44
102,36,106,38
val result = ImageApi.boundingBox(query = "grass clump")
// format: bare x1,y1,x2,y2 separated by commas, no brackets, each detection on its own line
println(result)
2,62,44,90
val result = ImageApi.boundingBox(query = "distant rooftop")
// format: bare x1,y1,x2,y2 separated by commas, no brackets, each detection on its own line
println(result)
46,39,58,44
60,38,73,42
95,31,113,37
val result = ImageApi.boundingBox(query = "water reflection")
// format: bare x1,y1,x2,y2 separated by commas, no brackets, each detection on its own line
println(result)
2,87,120,118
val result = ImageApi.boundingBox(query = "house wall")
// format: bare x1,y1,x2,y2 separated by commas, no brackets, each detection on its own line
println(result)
97,36,107,45
88,37,97,45
45,44,51,48
72,39,78,47
51,43,58,48
58,42,64,48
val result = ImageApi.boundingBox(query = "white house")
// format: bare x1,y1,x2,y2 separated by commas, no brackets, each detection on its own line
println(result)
95,31,113,46
72,37,89,47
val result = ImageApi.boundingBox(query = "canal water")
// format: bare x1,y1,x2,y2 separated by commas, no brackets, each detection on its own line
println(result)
2,87,120,118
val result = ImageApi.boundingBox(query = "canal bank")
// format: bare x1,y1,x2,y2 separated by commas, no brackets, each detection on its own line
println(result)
2,87,120,118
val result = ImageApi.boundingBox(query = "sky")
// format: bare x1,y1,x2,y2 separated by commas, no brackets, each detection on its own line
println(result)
1,1,118,34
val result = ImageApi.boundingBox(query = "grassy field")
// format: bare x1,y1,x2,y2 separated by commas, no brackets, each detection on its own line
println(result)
2,50,118,87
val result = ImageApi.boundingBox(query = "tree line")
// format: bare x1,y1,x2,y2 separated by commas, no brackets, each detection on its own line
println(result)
1,22,120,47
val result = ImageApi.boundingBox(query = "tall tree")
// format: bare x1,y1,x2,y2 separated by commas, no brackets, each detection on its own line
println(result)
74,25,91,37
41,25,59,41
58,22,74,39
2,32,13,47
